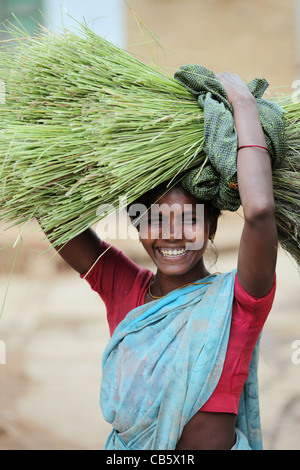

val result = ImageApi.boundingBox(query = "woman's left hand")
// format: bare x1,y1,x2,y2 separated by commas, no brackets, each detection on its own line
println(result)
216,71,255,107
217,72,277,298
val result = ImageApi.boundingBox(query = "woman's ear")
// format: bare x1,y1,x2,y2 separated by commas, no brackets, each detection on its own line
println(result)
209,215,218,241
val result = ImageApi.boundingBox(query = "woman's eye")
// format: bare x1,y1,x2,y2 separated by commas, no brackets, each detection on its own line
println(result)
184,218,197,225
149,218,163,227
150,213,168,225
149,217,160,224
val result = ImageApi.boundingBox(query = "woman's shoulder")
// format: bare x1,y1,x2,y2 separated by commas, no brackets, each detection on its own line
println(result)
233,271,276,319
80,240,153,298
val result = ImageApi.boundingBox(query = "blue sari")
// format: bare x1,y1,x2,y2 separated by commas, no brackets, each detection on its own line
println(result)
100,270,263,450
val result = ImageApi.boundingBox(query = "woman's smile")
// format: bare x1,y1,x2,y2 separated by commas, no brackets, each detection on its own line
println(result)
137,187,213,280
154,246,190,260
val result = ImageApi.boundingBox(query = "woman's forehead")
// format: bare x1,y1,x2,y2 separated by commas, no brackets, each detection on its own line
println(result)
154,187,200,206
149,189,205,218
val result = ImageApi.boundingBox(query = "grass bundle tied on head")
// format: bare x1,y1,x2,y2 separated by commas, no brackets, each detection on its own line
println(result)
0,20,299,268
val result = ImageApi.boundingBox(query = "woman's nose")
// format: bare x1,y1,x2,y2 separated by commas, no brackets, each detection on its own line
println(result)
162,216,183,240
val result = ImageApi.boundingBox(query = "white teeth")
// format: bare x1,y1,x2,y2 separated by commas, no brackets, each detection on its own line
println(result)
159,248,187,257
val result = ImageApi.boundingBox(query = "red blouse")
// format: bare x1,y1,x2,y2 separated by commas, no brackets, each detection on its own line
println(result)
81,241,276,415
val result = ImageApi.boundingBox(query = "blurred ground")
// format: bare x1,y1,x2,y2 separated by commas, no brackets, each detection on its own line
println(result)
0,213,299,450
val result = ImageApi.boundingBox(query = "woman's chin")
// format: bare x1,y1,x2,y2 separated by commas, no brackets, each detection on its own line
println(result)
152,247,202,276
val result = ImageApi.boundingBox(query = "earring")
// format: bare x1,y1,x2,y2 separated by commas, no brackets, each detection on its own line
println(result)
210,234,215,243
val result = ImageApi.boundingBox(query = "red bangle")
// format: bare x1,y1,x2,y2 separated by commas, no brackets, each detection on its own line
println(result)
237,145,270,154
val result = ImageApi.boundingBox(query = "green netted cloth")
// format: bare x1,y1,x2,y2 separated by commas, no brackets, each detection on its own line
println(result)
174,65,286,211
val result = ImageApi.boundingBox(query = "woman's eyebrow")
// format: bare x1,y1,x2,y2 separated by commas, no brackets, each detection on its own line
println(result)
150,208,198,217
182,210,197,216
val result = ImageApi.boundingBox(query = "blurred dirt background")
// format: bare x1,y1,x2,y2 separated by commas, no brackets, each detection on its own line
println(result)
0,0,299,450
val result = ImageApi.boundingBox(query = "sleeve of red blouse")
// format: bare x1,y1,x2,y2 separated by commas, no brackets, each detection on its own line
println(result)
234,273,276,321
79,240,142,303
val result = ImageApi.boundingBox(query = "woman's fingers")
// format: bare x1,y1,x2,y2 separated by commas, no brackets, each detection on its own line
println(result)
216,71,254,106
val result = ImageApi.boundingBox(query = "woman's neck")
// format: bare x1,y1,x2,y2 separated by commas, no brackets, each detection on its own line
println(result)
150,259,210,298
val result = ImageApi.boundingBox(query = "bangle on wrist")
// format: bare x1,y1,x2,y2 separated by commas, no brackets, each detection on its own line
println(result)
238,145,270,155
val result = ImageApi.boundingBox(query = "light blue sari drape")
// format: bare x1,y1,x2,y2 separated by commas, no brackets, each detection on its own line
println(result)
100,270,263,450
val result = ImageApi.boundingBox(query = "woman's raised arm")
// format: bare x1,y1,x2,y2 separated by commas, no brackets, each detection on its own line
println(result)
217,72,278,298
42,226,102,276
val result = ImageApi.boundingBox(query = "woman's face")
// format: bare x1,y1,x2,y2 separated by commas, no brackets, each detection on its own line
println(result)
138,188,212,276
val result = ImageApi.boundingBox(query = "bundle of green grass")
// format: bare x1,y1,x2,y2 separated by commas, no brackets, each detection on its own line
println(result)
0,21,299,267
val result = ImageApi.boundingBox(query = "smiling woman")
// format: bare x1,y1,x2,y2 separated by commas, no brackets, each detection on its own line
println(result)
127,181,220,291
40,72,278,450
